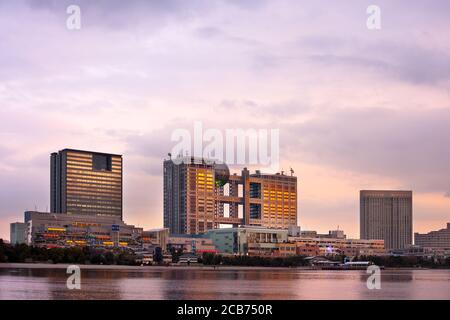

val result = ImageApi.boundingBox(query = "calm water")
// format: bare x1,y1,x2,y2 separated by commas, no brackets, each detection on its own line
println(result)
0,264,449,300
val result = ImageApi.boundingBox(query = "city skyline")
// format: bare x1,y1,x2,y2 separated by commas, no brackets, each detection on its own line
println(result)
2,0,450,240
1,147,446,242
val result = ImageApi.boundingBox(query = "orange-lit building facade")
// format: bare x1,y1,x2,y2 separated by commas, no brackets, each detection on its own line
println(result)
51,149,122,218
24,211,142,249
164,157,298,235
289,237,386,256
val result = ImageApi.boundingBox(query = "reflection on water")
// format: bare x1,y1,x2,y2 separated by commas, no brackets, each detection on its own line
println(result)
0,266,449,300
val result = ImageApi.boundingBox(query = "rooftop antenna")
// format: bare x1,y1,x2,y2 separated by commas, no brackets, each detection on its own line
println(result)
290,167,294,176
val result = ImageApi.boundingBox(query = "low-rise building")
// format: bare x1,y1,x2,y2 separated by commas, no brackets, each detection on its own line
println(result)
389,245,450,258
414,223,450,248
327,230,346,239
142,228,169,250
296,244,321,256
274,242,297,257
298,229,346,239
288,225,301,237
207,226,289,255
168,234,217,255
289,237,385,257
23,211,143,249
178,253,199,264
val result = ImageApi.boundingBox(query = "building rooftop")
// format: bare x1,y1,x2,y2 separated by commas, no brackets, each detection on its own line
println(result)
56,148,122,157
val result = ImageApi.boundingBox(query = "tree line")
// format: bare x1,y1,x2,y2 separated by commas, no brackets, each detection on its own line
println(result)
2,239,449,268
199,253,310,267
0,240,137,265
354,255,450,268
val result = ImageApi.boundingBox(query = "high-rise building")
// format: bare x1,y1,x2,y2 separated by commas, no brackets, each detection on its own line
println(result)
163,156,297,234
163,157,213,234
360,190,412,249
10,222,27,244
414,223,450,248
51,149,123,218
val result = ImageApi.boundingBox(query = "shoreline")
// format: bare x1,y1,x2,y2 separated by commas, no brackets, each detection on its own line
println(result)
0,263,311,271
0,263,448,271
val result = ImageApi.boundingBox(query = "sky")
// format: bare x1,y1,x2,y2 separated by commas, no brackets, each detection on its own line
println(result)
1,0,450,240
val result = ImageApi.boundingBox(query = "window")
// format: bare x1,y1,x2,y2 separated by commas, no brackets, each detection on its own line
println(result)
93,154,112,171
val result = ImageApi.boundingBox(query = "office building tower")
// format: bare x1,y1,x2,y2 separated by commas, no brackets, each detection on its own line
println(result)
164,156,297,234
51,149,122,218
10,222,27,244
360,190,412,249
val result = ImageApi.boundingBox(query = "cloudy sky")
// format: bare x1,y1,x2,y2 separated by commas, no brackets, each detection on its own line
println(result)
1,0,450,240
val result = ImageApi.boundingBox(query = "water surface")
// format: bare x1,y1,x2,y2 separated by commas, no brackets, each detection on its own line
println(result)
0,264,449,300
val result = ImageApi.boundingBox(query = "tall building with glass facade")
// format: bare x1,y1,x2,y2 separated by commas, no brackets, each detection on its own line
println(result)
360,190,412,250
10,222,27,244
51,149,123,219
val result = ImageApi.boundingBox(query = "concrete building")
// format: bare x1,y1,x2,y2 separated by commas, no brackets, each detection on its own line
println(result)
274,242,298,257
415,223,450,248
288,225,301,237
289,236,386,257
51,149,123,218
167,234,217,254
142,228,170,250
207,226,288,256
295,243,321,256
360,190,412,249
23,211,142,249
328,230,346,239
10,222,27,244
164,156,297,235
299,230,318,238
297,229,346,239
389,246,450,258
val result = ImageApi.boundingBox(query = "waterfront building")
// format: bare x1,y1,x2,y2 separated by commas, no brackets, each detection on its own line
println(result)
414,223,450,248
23,211,142,249
167,234,217,255
295,243,321,256
142,228,170,250
10,222,27,244
164,156,297,234
389,245,450,258
360,190,413,249
51,149,123,218
207,226,289,256
274,242,297,257
178,253,200,264
289,236,386,257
